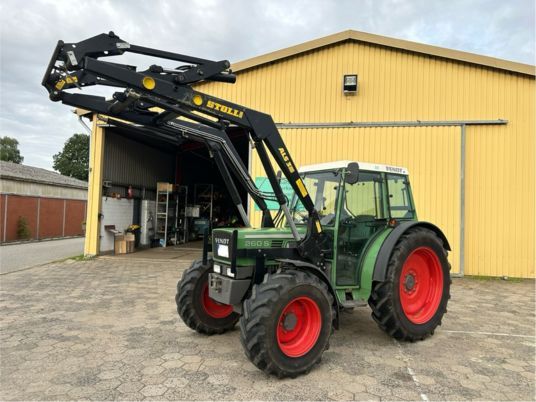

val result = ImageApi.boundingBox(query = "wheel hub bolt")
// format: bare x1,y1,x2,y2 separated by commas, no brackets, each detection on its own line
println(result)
282,312,297,331
404,274,416,291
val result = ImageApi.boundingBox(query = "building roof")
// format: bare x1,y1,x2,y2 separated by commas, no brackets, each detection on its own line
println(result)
232,30,535,77
0,161,87,189
75,30,534,118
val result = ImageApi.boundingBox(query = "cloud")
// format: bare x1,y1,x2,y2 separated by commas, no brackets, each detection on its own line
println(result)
0,0,533,169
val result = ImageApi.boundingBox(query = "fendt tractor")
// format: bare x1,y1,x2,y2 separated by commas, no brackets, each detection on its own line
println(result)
43,33,451,378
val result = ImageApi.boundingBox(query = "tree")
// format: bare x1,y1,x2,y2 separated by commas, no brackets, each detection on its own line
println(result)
0,136,24,163
53,133,90,181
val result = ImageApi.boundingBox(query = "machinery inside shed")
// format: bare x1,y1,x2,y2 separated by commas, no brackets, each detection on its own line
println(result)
97,121,250,255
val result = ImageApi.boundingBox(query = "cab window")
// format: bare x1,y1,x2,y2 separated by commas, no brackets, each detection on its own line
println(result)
345,172,385,219
290,171,341,226
387,174,415,219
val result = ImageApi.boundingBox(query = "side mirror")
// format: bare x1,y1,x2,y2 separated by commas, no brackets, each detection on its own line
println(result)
345,162,360,184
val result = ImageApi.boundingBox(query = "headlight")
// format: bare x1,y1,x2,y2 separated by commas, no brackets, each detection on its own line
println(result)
226,267,235,278
213,264,221,274
217,244,229,258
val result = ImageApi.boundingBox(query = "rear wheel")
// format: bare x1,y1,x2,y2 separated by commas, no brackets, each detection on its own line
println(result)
368,227,451,341
240,269,334,378
176,259,239,335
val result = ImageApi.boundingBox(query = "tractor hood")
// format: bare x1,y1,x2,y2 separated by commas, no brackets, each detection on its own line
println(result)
212,226,307,265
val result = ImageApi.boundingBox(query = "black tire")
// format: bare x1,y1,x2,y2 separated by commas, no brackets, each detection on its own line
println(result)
368,227,451,341
176,259,239,335
240,269,334,378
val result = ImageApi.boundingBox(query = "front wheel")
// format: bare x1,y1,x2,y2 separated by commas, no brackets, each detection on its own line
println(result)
368,227,451,341
176,259,239,335
240,269,334,378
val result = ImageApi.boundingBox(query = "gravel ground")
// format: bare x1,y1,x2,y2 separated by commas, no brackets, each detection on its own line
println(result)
0,257,534,401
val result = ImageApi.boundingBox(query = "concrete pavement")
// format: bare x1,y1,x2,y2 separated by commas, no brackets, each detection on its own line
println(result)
0,237,84,274
0,257,534,401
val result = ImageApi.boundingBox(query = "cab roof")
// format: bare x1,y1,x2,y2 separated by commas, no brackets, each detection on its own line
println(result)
299,160,409,175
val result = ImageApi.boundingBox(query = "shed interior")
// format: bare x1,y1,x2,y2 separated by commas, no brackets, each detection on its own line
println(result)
99,124,249,254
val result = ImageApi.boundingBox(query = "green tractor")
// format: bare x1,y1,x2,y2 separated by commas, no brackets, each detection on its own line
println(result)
177,161,451,378
42,33,451,379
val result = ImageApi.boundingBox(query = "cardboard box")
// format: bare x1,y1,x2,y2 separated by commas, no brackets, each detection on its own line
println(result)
125,233,135,242
126,240,135,253
114,236,126,254
157,182,173,192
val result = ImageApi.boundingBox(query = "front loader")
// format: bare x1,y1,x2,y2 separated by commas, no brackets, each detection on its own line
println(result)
43,32,451,378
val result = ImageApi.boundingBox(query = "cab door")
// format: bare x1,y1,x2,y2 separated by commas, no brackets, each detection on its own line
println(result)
334,171,387,286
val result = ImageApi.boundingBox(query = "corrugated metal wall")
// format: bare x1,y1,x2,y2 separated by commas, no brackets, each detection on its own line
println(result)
197,40,535,278
0,179,87,199
466,124,534,278
103,130,175,199
251,126,462,274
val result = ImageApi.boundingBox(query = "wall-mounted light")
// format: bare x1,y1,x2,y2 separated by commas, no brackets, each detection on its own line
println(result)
343,74,358,95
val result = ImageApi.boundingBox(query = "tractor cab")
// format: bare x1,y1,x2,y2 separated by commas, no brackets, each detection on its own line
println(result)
290,161,416,289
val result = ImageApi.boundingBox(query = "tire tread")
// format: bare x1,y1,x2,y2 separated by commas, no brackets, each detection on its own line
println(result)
239,269,334,378
368,227,451,341
176,259,239,335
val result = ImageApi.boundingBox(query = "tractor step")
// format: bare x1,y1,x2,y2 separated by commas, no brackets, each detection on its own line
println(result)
340,300,368,309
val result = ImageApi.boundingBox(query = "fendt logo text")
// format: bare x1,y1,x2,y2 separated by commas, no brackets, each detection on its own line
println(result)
386,166,404,174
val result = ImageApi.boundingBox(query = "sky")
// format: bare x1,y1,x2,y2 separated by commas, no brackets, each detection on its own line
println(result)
0,0,534,170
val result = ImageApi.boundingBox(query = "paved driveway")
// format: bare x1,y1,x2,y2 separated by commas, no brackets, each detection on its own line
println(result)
0,257,534,401
0,237,84,274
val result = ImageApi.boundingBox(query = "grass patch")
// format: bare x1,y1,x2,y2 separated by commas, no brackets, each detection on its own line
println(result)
51,254,88,264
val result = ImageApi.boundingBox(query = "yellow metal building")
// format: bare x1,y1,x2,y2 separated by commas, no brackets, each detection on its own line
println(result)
194,30,535,278
84,30,534,278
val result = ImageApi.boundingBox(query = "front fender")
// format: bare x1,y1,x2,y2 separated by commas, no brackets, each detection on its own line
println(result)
372,221,451,282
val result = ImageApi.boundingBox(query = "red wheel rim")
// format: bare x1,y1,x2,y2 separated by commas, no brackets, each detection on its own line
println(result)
201,283,234,319
399,247,443,324
276,296,322,357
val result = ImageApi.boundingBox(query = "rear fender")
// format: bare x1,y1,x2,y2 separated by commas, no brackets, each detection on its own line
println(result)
372,221,451,282
277,258,340,329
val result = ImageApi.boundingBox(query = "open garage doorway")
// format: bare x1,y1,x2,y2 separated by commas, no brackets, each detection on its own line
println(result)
98,123,249,259
174,127,250,244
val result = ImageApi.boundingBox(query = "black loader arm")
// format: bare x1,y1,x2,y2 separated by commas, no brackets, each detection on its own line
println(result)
42,32,327,266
